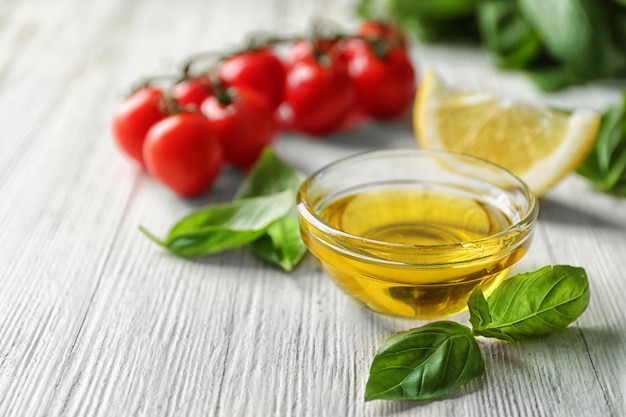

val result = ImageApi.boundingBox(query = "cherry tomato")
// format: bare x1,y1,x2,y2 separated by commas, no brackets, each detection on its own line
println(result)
112,86,166,167
201,86,276,170
171,76,213,108
285,42,356,136
344,39,415,120
218,47,286,110
143,112,223,197
358,21,407,48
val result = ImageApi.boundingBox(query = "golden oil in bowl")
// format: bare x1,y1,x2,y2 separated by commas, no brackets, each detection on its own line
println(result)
297,149,538,319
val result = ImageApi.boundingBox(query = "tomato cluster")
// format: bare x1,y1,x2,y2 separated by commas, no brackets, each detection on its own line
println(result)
112,21,416,197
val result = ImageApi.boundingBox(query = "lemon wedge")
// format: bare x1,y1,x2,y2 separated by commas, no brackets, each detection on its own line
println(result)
414,70,601,196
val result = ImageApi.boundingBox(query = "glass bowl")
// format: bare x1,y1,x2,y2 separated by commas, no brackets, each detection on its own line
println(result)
297,149,539,319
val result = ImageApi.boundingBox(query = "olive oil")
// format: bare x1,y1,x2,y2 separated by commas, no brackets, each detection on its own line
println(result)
307,187,529,318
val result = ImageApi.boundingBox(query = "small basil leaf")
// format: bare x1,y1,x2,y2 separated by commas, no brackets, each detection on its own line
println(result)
468,287,491,330
365,321,484,401
141,190,294,258
468,287,516,343
249,208,307,271
473,265,590,342
237,147,308,270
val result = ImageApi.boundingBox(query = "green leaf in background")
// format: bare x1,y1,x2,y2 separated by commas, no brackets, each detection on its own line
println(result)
477,0,543,70
578,93,626,196
365,321,484,401
469,265,590,342
357,0,626,90
141,190,294,258
236,148,307,271
359,0,481,42
516,0,626,80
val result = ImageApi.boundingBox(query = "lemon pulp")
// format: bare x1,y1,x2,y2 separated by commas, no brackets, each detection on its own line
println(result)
414,70,601,196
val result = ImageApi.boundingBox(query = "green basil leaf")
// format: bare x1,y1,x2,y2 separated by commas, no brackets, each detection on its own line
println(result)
467,287,491,330
597,95,626,173
468,288,516,343
236,148,304,199
365,321,484,401
578,92,626,195
141,190,294,258
471,265,590,342
236,147,307,270
249,208,307,271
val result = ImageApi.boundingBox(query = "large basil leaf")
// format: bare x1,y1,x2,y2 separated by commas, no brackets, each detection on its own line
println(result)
141,190,294,258
469,265,590,342
236,148,304,199
365,321,484,401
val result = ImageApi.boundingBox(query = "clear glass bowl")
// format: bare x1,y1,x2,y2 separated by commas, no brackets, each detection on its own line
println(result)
297,149,539,319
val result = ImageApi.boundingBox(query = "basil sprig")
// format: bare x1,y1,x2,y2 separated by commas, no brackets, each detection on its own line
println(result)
365,265,590,401
141,148,308,270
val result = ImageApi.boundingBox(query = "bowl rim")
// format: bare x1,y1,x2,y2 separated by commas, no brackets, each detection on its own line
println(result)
297,148,539,254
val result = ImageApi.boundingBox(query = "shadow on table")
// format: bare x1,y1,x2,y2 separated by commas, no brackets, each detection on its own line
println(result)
481,326,624,413
538,197,626,230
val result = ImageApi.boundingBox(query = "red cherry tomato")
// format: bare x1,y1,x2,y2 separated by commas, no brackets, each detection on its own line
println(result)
143,112,223,197
358,21,408,48
112,86,166,167
344,39,415,119
201,86,276,170
218,47,286,110
285,42,357,136
171,76,213,108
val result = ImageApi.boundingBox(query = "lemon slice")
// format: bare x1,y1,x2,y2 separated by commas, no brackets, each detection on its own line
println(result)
414,70,601,196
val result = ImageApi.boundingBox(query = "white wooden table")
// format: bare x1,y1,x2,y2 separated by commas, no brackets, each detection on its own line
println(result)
1,0,625,416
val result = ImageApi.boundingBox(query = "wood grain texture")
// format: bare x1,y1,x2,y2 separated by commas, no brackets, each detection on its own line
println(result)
0,0,625,416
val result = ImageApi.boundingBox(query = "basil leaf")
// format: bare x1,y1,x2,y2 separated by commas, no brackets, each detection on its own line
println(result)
578,93,626,196
470,265,590,342
467,287,491,330
249,208,307,271
365,321,484,401
467,288,518,344
236,148,307,270
141,190,294,258
236,148,304,199
596,94,626,173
